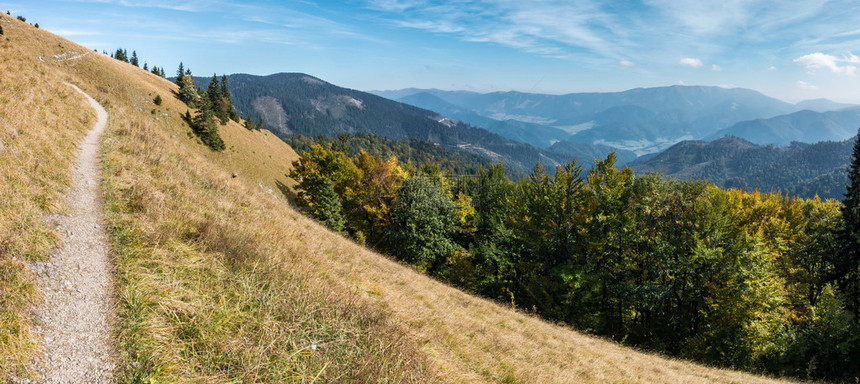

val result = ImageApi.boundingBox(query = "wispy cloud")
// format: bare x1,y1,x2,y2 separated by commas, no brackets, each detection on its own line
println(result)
796,80,817,90
63,0,218,12
679,57,703,68
620,60,636,67
364,0,630,62
363,0,860,75
794,52,859,76
711,64,722,72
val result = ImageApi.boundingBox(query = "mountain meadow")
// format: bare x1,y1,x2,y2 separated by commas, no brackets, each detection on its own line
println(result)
3,13,860,384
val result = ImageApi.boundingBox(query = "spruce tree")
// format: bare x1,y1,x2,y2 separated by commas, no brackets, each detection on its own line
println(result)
114,48,128,63
220,74,230,99
836,126,860,318
130,50,139,67
176,62,185,85
220,74,238,121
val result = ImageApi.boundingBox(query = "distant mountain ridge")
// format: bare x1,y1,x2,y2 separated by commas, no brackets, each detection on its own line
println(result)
795,98,858,112
195,73,633,173
709,107,860,145
374,85,799,154
376,86,860,155
628,136,854,199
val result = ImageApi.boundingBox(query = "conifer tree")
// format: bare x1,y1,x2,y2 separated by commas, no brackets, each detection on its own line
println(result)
175,64,199,108
130,50,139,67
220,74,238,121
143,62,148,71
206,74,227,123
113,48,128,63
836,126,860,318
311,178,346,233
176,62,185,85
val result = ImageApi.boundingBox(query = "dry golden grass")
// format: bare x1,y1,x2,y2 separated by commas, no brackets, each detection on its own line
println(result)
0,14,94,379
2,16,808,383
9,15,430,382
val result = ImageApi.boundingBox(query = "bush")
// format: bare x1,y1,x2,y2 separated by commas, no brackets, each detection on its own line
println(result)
153,94,162,106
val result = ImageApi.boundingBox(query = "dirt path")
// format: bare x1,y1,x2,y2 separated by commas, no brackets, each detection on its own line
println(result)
30,83,114,383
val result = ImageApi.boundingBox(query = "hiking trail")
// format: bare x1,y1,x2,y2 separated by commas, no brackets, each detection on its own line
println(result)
30,83,114,383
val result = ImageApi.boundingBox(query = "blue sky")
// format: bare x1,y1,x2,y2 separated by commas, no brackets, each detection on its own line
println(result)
5,0,860,103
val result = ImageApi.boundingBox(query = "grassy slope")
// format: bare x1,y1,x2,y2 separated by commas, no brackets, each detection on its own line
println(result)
1,19,803,383
0,15,94,378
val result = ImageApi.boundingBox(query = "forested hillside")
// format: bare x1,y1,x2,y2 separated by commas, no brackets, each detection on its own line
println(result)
284,133,505,178
290,142,860,381
629,136,854,199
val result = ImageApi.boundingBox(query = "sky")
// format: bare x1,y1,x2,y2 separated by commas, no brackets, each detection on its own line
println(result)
4,0,860,103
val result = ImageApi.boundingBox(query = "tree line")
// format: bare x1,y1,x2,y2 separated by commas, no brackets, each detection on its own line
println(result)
108,48,166,77
289,130,860,382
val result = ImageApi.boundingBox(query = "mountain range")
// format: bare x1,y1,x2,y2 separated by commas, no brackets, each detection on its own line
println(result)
193,73,859,198
708,107,860,145
375,87,860,154
194,73,635,172
628,136,854,200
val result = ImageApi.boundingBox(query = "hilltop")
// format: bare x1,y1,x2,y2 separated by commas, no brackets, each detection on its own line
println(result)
0,15,839,383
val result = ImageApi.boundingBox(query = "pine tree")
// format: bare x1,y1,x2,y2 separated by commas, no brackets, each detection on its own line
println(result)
220,75,230,99
206,74,227,123
175,64,199,108
130,50,139,67
114,48,128,63
220,74,238,121
176,62,185,85
836,126,860,318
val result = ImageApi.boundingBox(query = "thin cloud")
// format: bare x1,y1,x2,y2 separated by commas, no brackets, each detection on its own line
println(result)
65,0,215,12
796,80,818,90
363,0,860,78
711,64,722,71
794,52,859,76
679,57,703,68
620,60,636,67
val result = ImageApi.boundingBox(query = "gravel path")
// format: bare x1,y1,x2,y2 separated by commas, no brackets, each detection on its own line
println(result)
30,83,115,383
